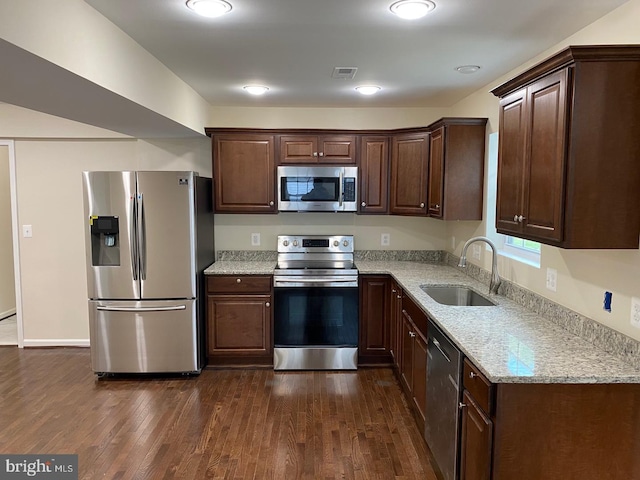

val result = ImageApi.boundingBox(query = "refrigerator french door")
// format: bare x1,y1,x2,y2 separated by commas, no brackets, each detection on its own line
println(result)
83,171,213,375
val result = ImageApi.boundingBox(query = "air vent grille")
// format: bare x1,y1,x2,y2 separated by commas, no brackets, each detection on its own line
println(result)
332,67,358,80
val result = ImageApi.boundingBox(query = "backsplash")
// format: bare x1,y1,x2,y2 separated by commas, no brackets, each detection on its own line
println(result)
442,252,640,370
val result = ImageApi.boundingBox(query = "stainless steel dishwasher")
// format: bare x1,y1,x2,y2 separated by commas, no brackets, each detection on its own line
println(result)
425,319,463,480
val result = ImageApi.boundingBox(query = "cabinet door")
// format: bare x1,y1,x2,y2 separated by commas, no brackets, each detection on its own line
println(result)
359,136,389,214
213,135,276,213
390,133,429,215
359,276,391,364
207,294,272,357
399,312,414,394
460,391,493,480
522,69,568,243
412,330,427,427
279,136,318,163
319,135,357,164
389,280,402,366
427,126,445,218
496,89,527,234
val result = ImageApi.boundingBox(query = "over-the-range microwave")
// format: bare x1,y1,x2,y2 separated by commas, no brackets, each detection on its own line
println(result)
277,165,358,212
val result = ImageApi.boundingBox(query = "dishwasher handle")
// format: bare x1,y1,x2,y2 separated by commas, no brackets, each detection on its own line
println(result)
431,337,451,363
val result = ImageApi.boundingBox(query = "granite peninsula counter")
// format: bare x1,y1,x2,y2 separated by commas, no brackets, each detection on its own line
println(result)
204,259,640,384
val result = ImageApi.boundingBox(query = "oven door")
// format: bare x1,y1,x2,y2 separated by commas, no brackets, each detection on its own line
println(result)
274,285,358,369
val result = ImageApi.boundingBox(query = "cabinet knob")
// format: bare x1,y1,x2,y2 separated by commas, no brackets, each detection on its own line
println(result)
458,402,467,410
409,331,416,338
420,203,425,208
397,295,402,299
236,278,242,283
518,215,526,223
269,201,274,206
313,152,318,157
392,289,397,293
514,215,519,222
361,201,367,207
319,152,324,157
469,371,478,379
265,302,270,307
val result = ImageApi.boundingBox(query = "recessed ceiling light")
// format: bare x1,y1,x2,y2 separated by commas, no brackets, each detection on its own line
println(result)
186,0,232,18
455,65,481,74
355,85,381,96
243,85,269,95
390,0,436,20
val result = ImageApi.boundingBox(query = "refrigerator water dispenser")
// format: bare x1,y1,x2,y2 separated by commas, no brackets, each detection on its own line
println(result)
90,216,120,266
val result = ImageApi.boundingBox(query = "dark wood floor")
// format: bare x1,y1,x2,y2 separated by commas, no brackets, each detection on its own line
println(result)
0,347,438,479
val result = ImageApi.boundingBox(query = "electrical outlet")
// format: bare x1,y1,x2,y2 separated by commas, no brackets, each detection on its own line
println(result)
22,225,32,238
546,268,557,292
251,233,260,246
381,233,390,246
472,244,481,260
631,297,640,329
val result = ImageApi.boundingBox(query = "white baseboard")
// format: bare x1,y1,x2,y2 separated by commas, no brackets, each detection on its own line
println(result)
23,339,90,348
0,308,16,320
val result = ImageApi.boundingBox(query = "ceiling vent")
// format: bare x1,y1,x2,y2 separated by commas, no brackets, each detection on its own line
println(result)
332,67,358,80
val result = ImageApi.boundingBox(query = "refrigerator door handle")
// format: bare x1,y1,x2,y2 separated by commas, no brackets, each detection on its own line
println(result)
130,194,138,281
137,192,147,280
96,305,187,312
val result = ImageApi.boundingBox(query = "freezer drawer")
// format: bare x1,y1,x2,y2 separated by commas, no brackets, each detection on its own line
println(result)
89,299,200,374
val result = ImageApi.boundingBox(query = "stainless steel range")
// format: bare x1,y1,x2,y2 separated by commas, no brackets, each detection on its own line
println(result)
273,234,358,370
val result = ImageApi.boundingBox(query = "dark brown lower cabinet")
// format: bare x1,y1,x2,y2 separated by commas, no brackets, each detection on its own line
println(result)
206,275,273,366
398,294,428,432
459,391,493,480
359,276,392,365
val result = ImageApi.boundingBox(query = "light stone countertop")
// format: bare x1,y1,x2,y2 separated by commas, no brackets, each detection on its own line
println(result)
204,259,640,384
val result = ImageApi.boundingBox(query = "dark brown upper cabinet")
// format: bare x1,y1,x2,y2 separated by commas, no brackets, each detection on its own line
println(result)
492,45,640,248
211,134,276,214
390,132,429,216
427,118,487,220
358,136,389,214
279,135,357,164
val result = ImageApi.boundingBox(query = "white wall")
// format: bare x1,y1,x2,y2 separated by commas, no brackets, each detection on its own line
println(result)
0,145,15,318
0,0,209,134
446,0,640,341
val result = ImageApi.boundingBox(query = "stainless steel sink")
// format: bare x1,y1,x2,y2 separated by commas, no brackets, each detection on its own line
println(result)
420,285,496,306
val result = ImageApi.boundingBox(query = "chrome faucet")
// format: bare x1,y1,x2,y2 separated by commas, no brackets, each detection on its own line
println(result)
458,236,502,295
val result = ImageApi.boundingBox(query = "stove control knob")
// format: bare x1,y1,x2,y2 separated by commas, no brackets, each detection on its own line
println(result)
283,240,289,247
293,240,299,247
333,240,339,247
343,240,349,247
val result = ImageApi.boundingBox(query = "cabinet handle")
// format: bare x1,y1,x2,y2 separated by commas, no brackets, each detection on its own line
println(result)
420,203,425,208
269,201,274,206
236,278,242,283
265,302,270,307
469,371,478,379
409,331,416,338
459,402,467,410
361,201,367,207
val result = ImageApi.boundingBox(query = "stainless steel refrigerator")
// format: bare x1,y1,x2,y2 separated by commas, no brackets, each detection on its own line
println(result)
82,171,214,375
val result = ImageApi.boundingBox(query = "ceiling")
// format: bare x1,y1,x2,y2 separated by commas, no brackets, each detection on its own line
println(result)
84,0,628,108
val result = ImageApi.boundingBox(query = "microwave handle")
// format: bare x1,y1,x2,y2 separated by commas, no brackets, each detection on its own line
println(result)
339,171,344,207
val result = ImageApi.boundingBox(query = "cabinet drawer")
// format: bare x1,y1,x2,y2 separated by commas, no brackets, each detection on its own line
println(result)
207,275,272,294
463,359,493,414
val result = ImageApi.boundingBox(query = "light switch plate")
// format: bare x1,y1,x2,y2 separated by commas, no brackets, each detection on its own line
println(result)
546,268,557,292
251,233,260,246
631,297,640,329
381,233,390,246
22,225,32,238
